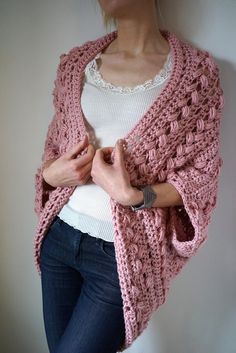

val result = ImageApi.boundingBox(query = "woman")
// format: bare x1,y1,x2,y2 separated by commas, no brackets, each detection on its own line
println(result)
33,0,224,352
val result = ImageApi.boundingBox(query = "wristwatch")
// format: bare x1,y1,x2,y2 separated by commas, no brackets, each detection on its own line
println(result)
130,185,157,211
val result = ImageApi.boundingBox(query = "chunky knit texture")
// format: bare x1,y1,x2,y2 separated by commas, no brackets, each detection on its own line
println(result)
57,47,173,242
33,29,224,351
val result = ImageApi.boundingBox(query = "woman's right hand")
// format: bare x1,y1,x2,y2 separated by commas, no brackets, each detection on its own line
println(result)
42,135,96,188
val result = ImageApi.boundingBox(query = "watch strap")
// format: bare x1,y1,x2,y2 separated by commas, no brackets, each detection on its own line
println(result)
130,185,157,211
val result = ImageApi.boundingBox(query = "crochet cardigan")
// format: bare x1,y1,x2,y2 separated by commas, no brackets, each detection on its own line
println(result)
33,29,224,351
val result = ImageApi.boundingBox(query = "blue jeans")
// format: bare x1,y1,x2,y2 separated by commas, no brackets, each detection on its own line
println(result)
40,215,125,353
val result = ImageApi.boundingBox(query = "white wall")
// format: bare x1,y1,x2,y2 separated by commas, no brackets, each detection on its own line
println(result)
0,0,235,352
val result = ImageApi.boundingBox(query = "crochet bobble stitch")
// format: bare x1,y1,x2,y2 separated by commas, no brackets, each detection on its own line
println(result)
33,30,224,351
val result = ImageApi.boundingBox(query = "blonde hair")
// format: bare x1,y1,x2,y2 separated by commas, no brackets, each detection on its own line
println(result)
100,0,160,29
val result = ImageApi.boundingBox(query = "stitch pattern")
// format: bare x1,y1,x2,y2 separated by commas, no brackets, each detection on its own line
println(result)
33,29,224,351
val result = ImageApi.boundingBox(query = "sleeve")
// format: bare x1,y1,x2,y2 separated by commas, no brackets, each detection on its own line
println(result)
34,53,68,218
165,56,225,258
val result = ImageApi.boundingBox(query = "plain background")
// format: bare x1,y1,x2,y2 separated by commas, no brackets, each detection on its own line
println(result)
0,0,235,352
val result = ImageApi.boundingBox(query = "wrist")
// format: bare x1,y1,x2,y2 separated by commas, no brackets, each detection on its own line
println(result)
123,186,144,206
42,158,56,170
42,167,56,190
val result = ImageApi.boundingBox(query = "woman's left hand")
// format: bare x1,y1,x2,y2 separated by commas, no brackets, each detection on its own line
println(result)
91,139,137,206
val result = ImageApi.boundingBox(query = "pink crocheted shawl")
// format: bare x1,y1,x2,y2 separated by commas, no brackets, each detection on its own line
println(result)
33,29,224,351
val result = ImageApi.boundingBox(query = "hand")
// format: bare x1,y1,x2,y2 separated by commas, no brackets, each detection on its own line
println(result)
42,134,96,187
91,139,140,206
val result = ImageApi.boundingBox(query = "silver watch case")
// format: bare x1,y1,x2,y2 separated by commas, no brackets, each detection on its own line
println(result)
130,185,157,211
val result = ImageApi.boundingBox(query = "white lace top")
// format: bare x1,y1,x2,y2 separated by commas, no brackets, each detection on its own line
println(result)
86,50,173,93
58,49,173,242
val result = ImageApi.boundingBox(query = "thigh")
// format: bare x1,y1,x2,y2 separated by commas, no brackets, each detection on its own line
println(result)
40,217,84,353
54,236,125,353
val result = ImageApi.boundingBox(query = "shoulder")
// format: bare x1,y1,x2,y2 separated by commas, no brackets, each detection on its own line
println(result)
57,32,108,66
53,32,108,84
174,33,224,109
161,30,222,95
179,35,222,84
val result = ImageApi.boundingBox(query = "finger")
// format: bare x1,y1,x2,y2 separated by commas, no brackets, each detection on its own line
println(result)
80,173,92,185
114,139,125,167
92,149,109,169
100,146,114,154
95,146,113,162
76,160,93,182
85,143,96,159
104,153,112,164
74,144,95,168
65,134,89,159
101,147,114,163
94,148,105,161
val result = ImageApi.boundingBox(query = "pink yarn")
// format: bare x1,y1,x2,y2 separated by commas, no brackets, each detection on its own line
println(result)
33,29,224,351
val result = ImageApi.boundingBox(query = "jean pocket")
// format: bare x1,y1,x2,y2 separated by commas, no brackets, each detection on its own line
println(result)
99,239,116,260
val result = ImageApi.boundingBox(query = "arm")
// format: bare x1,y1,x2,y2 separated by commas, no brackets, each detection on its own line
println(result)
34,53,68,217
125,182,184,208
42,158,58,191
124,55,224,258
124,132,223,258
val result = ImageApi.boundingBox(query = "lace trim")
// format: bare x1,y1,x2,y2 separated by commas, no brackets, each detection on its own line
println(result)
85,50,173,93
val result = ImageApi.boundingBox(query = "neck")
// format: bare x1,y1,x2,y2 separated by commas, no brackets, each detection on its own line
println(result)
106,6,169,57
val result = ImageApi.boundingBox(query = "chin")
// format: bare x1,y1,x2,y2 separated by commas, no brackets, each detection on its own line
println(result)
98,0,140,18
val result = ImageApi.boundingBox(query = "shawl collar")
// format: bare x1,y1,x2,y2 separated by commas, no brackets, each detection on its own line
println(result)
69,29,184,163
